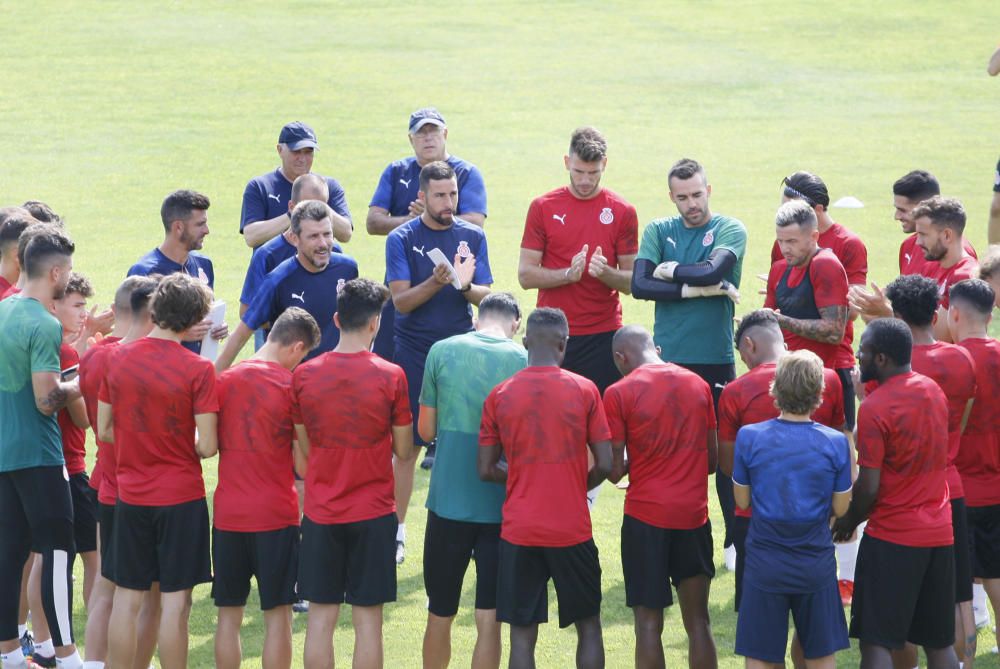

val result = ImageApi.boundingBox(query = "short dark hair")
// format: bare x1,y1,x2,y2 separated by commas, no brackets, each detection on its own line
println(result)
64,272,94,299
418,160,456,193
949,279,995,317
149,273,212,333
734,308,781,345
883,275,940,327
893,170,940,202
113,275,154,315
865,318,913,367
291,173,329,203
160,190,210,233
525,307,568,338
268,306,321,350
128,275,160,315
782,171,829,209
910,196,966,235
290,200,332,236
668,158,706,185
21,200,62,225
478,291,521,322
568,126,607,163
0,212,35,255
775,199,817,229
336,278,390,332
23,225,74,279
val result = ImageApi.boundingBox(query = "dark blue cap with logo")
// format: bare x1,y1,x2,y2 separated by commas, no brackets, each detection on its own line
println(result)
408,107,446,133
278,121,318,150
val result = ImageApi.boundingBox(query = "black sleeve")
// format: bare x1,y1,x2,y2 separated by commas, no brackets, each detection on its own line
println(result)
631,258,685,302
671,248,737,286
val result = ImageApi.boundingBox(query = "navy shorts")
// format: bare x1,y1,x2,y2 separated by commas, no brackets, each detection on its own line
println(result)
393,342,430,447
736,581,849,663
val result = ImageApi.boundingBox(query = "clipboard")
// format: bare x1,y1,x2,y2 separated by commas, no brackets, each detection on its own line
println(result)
200,300,226,361
426,248,463,289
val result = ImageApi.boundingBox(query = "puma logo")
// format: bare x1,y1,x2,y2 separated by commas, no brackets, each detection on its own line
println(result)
553,214,567,225
666,236,677,248
400,178,411,188
412,245,425,256
291,291,305,303
904,253,912,264
714,383,727,390
267,193,281,203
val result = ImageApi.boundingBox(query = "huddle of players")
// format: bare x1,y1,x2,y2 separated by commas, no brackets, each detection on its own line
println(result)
2,114,1000,669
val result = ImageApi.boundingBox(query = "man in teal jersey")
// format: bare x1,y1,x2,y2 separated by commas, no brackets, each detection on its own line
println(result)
0,225,86,669
632,157,747,565
417,292,526,669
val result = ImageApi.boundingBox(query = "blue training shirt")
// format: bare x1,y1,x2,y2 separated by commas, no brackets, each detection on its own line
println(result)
240,168,351,233
239,233,343,307
369,155,487,217
127,248,215,354
385,217,492,355
733,418,851,593
242,254,359,360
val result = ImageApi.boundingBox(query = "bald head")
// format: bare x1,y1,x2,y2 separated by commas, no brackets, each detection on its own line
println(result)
291,173,329,207
611,325,660,375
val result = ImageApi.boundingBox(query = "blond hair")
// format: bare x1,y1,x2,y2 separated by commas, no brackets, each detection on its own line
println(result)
770,350,825,416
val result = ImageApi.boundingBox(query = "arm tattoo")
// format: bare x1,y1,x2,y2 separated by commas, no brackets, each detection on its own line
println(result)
777,305,849,344
41,384,69,412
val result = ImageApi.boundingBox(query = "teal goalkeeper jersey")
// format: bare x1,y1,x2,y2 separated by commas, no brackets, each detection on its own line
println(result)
420,331,527,523
637,214,747,365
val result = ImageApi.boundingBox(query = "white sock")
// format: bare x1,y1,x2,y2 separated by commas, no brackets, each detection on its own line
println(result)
16,625,26,638
396,523,406,542
82,662,105,669
36,638,55,657
0,647,27,668
55,651,83,668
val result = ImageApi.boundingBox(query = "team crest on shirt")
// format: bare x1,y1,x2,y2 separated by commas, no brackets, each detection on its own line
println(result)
599,207,614,225
702,230,714,247
456,241,472,258
197,266,210,284
336,278,346,295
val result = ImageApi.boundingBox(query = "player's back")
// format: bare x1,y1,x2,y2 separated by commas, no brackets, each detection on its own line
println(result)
80,338,121,503
955,337,1000,506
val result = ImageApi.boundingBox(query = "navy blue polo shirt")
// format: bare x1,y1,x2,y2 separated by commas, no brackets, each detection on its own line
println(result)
369,155,487,217
240,168,351,233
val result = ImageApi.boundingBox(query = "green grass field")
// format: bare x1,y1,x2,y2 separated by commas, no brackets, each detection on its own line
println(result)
4,1,1000,666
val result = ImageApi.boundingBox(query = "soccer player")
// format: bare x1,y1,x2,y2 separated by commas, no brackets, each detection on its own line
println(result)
604,325,718,669
291,278,413,669
976,249,1000,308
367,106,487,385
213,307,321,669
718,309,845,613
732,350,852,668
0,210,35,295
764,199,849,369
216,200,359,371
100,273,219,669
127,189,228,354
517,126,638,395
240,121,352,249
947,278,1000,658
418,292,526,669
0,226,84,669
386,160,492,564
881,275,978,667
479,308,612,669
630,157,745,567
832,319,957,669
2,221,59,301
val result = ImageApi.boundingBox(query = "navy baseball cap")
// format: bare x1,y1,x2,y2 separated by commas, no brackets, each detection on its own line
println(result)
408,108,446,133
278,122,318,150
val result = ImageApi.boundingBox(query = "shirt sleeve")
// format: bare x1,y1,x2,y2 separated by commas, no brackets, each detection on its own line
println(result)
369,164,396,210
418,345,439,409
240,179,267,232
30,319,63,375
855,402,887,470
326,178,352,221
391,368,412,426
479,390,501,447
810,255,849,309
456,165,488,216
586,384,613,443
713,218,748,271
472,234,493,285
717,386,741,442
239,250,267,307
770,240,782,264
824,371,846,427
192,361,219,414
834,434,853,493
242,275,279,330
705,383,718,429
732,428,751,486
840,236,869,286
636,220,663,264
519,198,547,252
616,205,640,258
385,231,411,284
603,386,626,443
763,262,782,309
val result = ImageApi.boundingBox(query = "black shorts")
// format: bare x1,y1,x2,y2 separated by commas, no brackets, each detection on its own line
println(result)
69,472,98,553
111,497,212,592
732,515,750,611
952,498,973,602
563,330,621,396
212,526,299,610
497,538,601,628
835,367,856,431
423,510,500,617
850,534,955,650
98,502,116,580
298,513,397,606
967,503,1000,579
621,515,714,610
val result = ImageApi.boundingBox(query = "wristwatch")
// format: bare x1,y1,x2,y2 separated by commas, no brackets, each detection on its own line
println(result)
459,283,472,293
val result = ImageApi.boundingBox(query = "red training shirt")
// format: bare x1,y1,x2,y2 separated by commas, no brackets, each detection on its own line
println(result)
0,276,10,296
99,338,218,506
291,350,411,525
954,338,1000,507
917,254,979,310
1,285,21,300
79,337,121,502
856,371,952,547
520,186,639,336
57,344,87,476
214,359,300,532
899,234,978,276
480,366,612,547
604,363,716,530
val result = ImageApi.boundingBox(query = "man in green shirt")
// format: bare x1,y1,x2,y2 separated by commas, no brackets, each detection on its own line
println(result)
417,292,526,669
631,157,747,564
0,225,85,669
